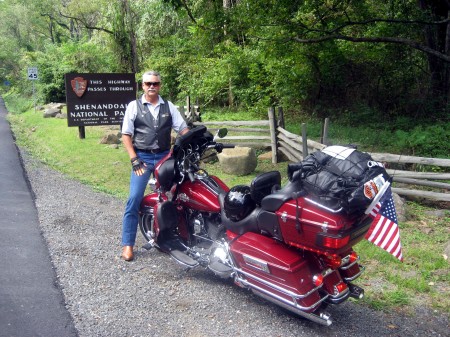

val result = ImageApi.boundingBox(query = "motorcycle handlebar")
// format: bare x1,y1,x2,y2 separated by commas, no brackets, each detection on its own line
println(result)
221,144,235,148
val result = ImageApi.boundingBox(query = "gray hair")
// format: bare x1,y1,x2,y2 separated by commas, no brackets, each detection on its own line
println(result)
142,71,161,81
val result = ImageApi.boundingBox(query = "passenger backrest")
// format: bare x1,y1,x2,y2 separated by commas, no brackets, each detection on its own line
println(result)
250,171,281,205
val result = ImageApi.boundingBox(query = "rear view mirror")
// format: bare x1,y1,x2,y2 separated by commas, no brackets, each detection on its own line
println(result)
217,128,228,138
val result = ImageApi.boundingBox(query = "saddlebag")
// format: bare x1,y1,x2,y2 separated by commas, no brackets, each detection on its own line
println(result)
228,231,322,311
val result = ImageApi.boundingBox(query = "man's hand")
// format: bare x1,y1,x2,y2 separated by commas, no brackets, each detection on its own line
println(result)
131,157,146,176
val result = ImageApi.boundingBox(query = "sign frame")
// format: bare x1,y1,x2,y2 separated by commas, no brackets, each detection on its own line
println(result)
65,73,137,128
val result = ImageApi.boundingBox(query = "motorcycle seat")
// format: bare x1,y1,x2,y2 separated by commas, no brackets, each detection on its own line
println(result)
260,180,303,212
219,192,260,235
260,193,291,212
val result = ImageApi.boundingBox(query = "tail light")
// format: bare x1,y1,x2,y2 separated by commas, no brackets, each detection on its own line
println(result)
312,274,324,287
319,235,350,249
334,281,348,295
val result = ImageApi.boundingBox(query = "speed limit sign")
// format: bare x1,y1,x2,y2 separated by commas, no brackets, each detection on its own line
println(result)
27,67,39,80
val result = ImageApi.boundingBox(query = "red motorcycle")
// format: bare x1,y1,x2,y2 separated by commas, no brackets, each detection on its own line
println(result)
139,125,391,326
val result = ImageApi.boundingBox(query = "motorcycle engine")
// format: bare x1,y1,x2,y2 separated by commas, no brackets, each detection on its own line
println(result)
189,212,224,242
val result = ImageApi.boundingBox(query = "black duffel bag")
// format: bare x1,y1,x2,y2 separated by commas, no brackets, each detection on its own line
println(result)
288,146,390,214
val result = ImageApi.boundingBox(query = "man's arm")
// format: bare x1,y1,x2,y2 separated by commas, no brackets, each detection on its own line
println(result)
179,127,189,136
122,134,145,176
122,134,137,160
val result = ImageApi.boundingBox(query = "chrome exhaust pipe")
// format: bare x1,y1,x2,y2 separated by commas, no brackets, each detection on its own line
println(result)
348,283,364,299
252,289,332,326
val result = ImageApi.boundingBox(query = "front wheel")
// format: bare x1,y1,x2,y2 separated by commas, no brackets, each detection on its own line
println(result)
139,208,154,242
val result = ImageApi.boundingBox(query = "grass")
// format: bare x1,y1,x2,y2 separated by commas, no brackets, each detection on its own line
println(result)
7,110,131,199
6,107,450,317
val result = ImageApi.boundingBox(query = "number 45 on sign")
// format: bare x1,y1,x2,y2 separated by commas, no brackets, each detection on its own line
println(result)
28,67,38,80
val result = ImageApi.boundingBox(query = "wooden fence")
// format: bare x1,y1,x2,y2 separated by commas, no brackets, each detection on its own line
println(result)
189,106,449,202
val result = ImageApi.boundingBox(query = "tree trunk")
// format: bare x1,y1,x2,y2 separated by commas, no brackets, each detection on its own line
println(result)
419,0,450,116
124,0,138,73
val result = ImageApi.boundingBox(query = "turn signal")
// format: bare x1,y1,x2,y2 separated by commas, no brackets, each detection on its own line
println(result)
312,274,324,287
349,251,358,263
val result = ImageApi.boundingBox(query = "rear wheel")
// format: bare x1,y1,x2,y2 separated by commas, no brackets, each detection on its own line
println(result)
139,209,154,242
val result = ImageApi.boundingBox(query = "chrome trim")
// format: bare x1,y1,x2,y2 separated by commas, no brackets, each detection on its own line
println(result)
235,267,324,300
243,255,270,273
304,197,344,213
340,255,360,270
243,274,329,308
237,275,328,311
321,268,334,278
343,265,365,282
326,287,350,304
281,211,288,223
198,175,223,195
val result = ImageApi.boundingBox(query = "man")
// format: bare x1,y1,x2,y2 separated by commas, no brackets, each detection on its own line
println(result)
121,70,189,261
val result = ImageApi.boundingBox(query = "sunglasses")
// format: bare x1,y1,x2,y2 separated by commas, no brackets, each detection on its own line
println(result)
144,81,160,87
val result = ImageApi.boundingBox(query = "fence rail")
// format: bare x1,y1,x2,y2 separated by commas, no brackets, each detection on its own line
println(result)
189,106,449,202
193,120,273,149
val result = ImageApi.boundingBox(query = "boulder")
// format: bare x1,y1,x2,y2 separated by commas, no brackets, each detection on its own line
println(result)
45,102,66,110
55,112,67,119
218,147,257,176
393,192,406,222
43,107,61,118
100,133,121,145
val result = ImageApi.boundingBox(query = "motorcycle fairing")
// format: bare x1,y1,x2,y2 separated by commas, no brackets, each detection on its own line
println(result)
140,192,162,209
156,201,178,232
155,157,176,191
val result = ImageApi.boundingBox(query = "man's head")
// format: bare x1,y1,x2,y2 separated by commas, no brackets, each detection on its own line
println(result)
142,71,161,102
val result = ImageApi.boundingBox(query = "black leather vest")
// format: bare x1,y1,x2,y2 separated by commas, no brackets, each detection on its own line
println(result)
132,98,172,151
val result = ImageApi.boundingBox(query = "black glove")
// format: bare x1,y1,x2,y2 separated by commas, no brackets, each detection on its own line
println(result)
130,156,145,173
215,143,224,153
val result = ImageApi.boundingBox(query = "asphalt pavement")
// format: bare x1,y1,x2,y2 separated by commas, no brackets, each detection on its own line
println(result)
0,97,78,337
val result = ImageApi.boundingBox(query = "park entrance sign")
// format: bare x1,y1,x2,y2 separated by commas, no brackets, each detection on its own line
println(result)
65,73,136,127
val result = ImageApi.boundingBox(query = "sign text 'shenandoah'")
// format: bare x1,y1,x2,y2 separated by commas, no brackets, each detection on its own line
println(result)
65,73,136,127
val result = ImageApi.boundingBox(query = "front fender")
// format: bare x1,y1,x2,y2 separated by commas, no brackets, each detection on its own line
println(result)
140,192,166,210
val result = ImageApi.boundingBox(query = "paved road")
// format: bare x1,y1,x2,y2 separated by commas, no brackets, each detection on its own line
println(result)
0,97,78,337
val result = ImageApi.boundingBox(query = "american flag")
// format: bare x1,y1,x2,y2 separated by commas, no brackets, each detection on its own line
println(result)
365,185,403,262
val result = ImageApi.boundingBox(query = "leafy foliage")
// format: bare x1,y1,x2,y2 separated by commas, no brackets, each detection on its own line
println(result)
0,0,449,157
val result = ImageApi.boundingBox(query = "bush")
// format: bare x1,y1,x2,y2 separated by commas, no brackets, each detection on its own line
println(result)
20,40,118,104
2,89,33,114
395,124,450,158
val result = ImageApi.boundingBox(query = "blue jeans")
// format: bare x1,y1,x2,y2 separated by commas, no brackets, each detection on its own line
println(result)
121,150,168,246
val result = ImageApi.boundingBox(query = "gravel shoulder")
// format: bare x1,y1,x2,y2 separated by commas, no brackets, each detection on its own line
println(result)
20,149,449,337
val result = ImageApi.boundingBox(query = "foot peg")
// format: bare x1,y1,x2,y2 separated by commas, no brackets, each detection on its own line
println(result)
142,239,156,250
208,261,233,278
170,250,199,267
158,235,187,253
157,232,198,267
